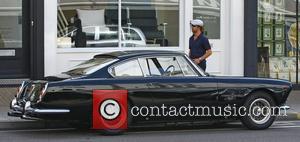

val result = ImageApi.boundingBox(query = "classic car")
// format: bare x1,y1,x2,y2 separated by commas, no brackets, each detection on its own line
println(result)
57,25,147,48
8,50,292,134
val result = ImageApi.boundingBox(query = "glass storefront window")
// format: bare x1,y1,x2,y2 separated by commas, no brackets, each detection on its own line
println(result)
57,0,179,48
257,0,298,83
0,0,22,48
121,0,179,47
193,0,221,39
57,0,119,48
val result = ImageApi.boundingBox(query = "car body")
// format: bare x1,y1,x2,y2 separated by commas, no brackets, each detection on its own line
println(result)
8,50,292,134
57,25,147,48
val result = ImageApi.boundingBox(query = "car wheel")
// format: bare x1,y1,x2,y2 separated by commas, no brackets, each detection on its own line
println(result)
240,92,276,130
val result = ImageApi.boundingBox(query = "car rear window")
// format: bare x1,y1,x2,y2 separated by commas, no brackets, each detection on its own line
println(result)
66,57,118,76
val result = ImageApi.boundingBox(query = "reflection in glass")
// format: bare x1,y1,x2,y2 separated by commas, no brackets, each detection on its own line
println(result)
57,25,146,48
57,0,179,48
121,0,179,47
0,0,22,48
193,0,221,39
57,0,119,48
111,59,143,77
257,0,297,82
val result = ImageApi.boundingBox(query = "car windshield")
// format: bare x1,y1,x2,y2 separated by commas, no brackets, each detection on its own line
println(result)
65,57,118,76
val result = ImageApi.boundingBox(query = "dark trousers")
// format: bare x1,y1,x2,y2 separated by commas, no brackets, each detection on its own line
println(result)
198,61,206,72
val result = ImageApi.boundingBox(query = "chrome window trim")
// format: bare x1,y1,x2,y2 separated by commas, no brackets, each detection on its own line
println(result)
137,58,146,77
184,55,206,77
108,54,203,78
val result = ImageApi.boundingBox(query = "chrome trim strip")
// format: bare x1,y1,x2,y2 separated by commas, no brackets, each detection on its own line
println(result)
12,105,23,112
33,109,70,113
10,98,23,112
24,101,70,114
108,54,202,78
184,55,206,76
16,81,25,98
10,98,17,108
21,115,42,120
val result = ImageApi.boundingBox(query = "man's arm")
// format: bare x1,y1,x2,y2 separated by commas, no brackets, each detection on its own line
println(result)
200,49,212,61
194,37,212,64
193,49,212,64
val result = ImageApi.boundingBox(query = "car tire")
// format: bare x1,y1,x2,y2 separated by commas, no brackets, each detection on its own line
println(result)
240,92,276,130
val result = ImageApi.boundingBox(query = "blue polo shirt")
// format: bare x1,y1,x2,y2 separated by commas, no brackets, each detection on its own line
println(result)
189,33,211,62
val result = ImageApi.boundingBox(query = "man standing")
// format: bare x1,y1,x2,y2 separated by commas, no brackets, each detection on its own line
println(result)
189,19,212,72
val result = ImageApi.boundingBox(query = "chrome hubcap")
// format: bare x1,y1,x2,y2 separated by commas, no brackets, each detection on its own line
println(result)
249,98,271,125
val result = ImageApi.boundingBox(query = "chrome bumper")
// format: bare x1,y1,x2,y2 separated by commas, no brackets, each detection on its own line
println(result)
8,98,23,117
8,99,70,120
280,105,290,110
24,101,70,114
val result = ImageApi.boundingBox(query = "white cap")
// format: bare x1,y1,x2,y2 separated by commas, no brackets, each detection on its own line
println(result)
190,19,204,26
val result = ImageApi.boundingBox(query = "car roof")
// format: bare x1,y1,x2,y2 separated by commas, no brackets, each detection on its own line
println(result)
93,50,185,59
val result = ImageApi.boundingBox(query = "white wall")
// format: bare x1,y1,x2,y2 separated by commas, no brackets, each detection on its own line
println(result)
44,0,58,76
44,0,245,76
227,0,244,76
183,0,244,76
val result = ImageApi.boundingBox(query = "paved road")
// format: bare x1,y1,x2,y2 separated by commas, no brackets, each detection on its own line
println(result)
0,121,300,142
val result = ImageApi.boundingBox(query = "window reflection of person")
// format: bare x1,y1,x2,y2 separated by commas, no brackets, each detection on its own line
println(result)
73,17,86,47
288,23,300,56
189,19,212,72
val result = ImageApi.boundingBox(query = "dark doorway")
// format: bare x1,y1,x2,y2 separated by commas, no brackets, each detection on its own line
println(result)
0,0,44,80
0,1,30,79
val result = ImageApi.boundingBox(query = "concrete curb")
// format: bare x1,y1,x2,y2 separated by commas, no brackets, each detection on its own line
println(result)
276,112,300,121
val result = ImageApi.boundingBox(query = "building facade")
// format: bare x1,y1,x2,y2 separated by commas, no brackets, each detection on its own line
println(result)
1,0,299,86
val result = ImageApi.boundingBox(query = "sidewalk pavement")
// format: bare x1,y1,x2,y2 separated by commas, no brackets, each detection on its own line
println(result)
0,87,299,130
0,87,70,130
279,90,300,121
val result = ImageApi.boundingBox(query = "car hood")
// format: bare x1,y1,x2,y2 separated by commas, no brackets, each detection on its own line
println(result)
215,76,292,86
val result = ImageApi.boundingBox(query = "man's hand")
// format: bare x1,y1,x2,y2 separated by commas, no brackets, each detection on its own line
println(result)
193,57,203,64
193,49,212,64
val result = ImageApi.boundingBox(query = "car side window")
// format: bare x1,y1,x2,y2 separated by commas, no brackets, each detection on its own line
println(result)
139,58,161,77
110,59,143,77
176,56,198,76
139,56,185,77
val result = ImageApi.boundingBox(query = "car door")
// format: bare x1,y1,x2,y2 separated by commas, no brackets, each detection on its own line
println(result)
137,55,219,123
108,58,155,124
